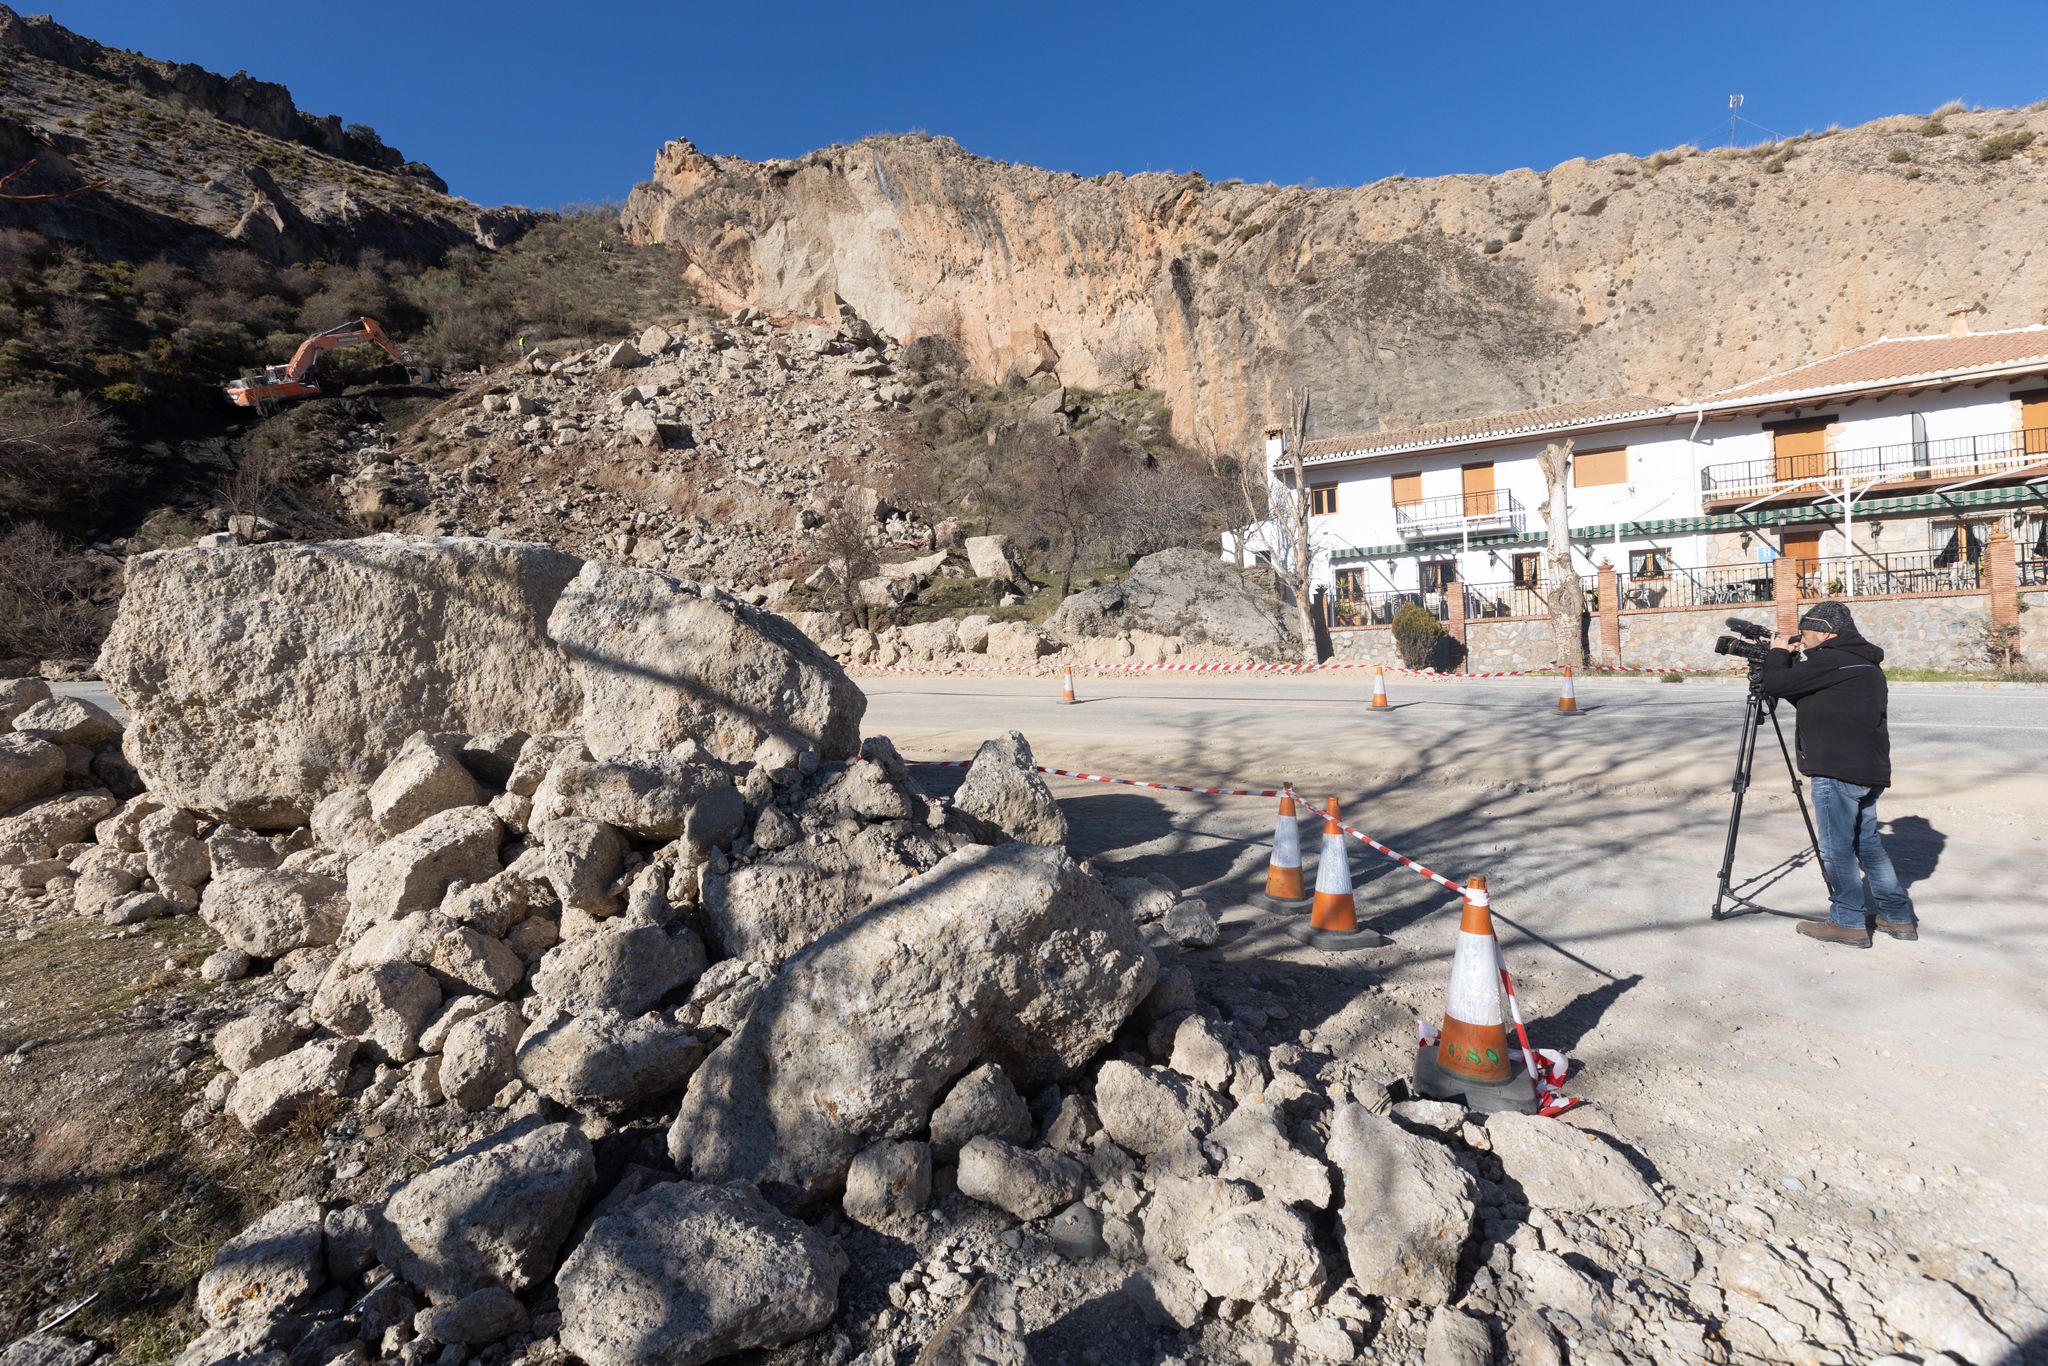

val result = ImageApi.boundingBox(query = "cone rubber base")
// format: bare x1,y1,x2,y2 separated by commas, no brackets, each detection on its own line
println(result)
1284,920,1390,951
1250,890,1314,913
1411,1047,1541,1114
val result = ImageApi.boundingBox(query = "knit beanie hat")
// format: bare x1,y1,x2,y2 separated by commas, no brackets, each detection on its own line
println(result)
1798,601,1858,637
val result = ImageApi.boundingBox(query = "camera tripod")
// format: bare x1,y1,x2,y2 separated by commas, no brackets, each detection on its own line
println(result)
1710,670,1834,919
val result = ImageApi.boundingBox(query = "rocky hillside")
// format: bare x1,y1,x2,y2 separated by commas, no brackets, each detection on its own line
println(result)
622,106,2048,452
0,4,535,263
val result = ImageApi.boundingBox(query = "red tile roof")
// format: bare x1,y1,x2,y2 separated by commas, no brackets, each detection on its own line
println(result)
1300,395,1673,464
1296,326,2048,464
1699,326,2048,405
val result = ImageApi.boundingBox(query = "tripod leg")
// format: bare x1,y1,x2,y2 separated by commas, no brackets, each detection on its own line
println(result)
1770,704,1835,900
1712,690,1767,919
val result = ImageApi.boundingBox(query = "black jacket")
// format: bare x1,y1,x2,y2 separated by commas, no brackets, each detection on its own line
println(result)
1759,633,1892,787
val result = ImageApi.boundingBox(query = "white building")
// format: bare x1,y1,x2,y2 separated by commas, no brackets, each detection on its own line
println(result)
1243,325,2048,625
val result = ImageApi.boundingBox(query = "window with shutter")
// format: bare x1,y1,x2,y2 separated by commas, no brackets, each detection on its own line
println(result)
1573,448,1627,487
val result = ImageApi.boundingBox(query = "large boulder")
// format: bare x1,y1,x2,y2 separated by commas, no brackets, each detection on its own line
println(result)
515,1011,707,1114
98,537,583,827
373,1121,594,1302
699,825,948,965
1047,547,1302,659
556,1180,845,1366
1483,1113,1658,1212
1325,1104,1476,1306
529,751,732,840
196,1197,327,1328
200,867,348,958
0,733,66,812
951,731,1066,846
549,559,863,766
10,695,120,747
96,537,864,826
669,842,1155,1201
529,922,705,1016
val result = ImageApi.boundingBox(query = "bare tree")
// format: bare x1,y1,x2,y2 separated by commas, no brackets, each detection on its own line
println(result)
1020,420,1116,598
1535,438,1589,667
0,387,119,516
811,496,880,629
1234,388,1321,665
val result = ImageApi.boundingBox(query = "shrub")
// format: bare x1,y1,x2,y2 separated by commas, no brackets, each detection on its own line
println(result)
1391,603,1446,668
0,523,109,660
1977,619,2024,671
1660,672,1686,683
1920,117,1948,138
0,385,121,516
1887,147,1914,164
1978,131,2035,162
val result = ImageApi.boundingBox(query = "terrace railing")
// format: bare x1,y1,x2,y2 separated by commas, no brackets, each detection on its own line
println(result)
1619,563,1776,609
1701,426,2048,502
1461,581,1548,619
1794,549,1985,598
1393,491,1525,539
1327,589,1449,627
2022,557,2048,587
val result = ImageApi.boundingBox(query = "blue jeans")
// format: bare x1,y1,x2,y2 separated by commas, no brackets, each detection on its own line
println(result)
1809,776,1915,929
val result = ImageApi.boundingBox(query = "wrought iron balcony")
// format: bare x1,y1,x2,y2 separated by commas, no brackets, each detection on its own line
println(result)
1701,427,2048,503
1393,491,1525,540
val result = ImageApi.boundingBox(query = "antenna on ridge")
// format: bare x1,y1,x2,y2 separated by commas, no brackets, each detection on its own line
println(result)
1728,94,1744,148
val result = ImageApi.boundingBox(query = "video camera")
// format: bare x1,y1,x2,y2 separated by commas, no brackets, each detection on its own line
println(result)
1712,616,1782,666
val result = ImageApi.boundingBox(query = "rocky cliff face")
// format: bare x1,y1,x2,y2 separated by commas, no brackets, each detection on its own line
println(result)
0,4,536,263
622,108,2048,453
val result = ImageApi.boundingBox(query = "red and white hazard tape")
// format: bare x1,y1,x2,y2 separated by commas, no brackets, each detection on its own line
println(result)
1415,1017,1584,1118
854,659,1739,679
909,754,1584,1119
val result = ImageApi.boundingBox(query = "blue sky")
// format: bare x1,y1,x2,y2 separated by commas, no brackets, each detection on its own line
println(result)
36,1,2048,208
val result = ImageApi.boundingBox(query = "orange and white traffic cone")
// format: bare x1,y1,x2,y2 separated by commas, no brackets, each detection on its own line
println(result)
1557,666,1579,715
1250,785,1311,912
1059,664,1077,705
1412,874,1539,1112
1284,797,1389,949
1369,665,1391,711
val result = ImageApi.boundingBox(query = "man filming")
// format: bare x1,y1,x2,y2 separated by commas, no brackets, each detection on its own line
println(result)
1760,601,1917,948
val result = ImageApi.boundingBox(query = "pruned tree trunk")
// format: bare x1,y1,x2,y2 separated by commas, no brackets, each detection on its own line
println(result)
1277,390,1321,664
1232,388,1322,664
1536,439,1589,667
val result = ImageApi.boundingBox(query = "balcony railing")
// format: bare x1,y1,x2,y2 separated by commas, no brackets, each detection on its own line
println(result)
1393,491,1525,539
1326,589,1448,627
1701,427,2048,502
1794,550,1984,598
1618,563,1776,609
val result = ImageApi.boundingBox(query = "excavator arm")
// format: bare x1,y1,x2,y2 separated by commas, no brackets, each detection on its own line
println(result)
225,317,427,407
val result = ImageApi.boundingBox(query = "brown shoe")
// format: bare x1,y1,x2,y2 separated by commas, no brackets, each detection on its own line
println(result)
1797,920,1871,949
1873,917,1919,941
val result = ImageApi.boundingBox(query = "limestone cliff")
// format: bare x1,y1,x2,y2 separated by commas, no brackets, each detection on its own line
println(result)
621,108,2048,453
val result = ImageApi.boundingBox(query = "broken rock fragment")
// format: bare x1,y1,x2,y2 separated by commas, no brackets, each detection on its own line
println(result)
556,1180,845,1366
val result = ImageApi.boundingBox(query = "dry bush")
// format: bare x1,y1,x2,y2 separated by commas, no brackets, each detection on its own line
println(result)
0,385,121,517
0,523,108,660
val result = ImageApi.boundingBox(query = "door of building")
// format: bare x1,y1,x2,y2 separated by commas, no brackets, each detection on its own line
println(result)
2020,391,2048,456
1781,529,1824,590
1771,419,1831,485
1461,462,1495,516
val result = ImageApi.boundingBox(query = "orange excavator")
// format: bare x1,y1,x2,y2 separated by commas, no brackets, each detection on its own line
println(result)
223,317,429,408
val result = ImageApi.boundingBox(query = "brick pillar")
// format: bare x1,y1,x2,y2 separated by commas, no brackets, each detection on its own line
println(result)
1989,527,2019,630
1596,562,1620,665
1773,550,1799,632
1446,573,1468,647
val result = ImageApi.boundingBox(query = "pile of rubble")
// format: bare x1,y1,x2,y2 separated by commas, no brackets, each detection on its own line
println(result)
337,313,933,589
2,536,2030,1366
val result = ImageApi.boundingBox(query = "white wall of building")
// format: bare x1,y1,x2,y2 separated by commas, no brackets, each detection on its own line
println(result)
1271,379,2040,596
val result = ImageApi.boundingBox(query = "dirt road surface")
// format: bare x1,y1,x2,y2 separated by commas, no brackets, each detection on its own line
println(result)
859,672,2048,1317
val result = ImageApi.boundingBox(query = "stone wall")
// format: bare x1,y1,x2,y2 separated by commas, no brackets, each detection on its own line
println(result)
2022,589,2048,663
1330,590,2004,672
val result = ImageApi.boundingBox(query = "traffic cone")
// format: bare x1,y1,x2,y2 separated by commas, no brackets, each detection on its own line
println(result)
1557,666,1579,715
1283,797,1389,949
1059,664,1077,705
1369,665,1391,711
1412,874,1539,1112
1250,785,1312,912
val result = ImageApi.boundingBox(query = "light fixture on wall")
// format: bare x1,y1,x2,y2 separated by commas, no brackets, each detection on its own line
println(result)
1738,531,1753,549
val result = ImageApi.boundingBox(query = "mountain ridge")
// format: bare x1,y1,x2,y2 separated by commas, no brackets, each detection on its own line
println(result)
621,107,2048,453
